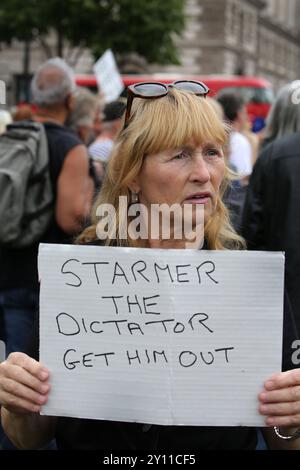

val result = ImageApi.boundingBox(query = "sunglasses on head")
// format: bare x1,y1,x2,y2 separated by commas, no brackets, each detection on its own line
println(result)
124,80,210,129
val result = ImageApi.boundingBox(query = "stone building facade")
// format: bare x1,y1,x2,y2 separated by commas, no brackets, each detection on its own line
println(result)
155,0,300,90
0,34,94,106
0,0,299,105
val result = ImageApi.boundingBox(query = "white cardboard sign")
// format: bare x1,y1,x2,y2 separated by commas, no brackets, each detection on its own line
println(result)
93,49,124,103
38,244,284,426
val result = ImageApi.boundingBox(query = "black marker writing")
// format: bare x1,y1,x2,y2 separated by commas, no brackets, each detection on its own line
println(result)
176,264,192,283
179,350,197,368
197,261,219,284
63,349,116,369
82,261,109,285
101,294,161,316
154,263,174,283
56,313,103,336
145,319,175,333
143,295,160,315
188,313,214,333
178,347,235,368
102,319,128,335
128,322,144,335
127,295,143,314
112,262,130,285
131,260,150,283
126,349,168,365
101,296,123,314
61,259,82,287
215,347,235,363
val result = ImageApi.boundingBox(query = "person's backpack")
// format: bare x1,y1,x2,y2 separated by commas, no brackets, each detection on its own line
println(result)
0,121,54,247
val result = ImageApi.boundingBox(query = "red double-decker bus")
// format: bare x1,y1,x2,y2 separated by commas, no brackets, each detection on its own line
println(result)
75,74,273,130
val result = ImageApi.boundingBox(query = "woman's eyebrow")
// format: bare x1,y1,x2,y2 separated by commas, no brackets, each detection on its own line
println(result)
181,145,194,153
202,142,219,148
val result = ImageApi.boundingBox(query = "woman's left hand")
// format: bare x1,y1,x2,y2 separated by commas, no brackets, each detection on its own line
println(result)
259,369,300,427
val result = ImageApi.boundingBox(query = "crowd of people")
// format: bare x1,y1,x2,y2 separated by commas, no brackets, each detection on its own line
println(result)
0,57,300,451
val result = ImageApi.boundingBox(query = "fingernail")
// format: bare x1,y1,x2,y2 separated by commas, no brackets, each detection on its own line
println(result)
39,370,48,380
32,405,41,413
38,395,48,404
266,418,274,426
265,381,274,390
40,384,50,393
259,392,267,402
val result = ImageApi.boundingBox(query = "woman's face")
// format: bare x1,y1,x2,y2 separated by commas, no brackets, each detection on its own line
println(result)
132,140,225,226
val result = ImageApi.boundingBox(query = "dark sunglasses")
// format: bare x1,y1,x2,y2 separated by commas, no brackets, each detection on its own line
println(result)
124,80,210,129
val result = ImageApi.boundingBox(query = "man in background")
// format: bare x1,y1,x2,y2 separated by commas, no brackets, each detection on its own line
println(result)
0,57,93,358
217,92,252,184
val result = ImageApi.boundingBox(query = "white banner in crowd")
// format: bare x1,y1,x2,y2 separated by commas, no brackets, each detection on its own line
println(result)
93,49,124,103
38,244,284,426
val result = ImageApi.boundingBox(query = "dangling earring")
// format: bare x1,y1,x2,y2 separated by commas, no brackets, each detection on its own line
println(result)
131,191,139,204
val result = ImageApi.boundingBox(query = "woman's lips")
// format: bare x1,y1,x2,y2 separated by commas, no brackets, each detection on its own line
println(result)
184,196,212,204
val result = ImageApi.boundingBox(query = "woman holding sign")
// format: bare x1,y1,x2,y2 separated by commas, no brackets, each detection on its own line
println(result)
0,81,300,450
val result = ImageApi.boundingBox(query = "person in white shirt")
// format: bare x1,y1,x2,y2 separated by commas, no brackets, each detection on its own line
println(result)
217,93,252,183
89,100,125,163
229,130,252,177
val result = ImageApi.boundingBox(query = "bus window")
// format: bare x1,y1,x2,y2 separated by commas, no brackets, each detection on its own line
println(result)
216,85,273,130
217,86,274,105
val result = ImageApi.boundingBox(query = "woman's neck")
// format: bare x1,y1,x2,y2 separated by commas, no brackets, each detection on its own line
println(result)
148,239,185,250
148,237,203,250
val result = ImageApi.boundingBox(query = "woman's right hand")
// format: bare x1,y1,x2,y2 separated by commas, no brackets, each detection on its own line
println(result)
0,352,50,415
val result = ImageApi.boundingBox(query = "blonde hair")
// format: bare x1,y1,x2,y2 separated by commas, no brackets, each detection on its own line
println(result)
78,88,245,250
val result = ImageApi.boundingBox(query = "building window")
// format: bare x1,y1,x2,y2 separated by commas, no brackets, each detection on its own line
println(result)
225,0,239,43
242,9,256,50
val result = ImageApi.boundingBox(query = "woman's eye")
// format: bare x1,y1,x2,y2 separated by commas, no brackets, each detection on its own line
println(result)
205,148,221,158
173,152,189,160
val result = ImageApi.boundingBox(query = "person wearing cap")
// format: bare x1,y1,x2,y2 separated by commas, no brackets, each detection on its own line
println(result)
88,100,125,163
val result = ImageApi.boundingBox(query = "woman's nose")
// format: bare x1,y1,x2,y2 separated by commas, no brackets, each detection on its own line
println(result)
189,155,210,183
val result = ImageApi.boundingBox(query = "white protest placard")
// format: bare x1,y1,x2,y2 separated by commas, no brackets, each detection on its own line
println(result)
93,49,124,103
38,244,284,426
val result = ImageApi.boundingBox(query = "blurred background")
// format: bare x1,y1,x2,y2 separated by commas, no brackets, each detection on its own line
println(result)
0,0,299,107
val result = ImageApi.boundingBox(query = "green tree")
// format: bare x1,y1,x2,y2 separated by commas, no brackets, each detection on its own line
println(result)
0,0,185,68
